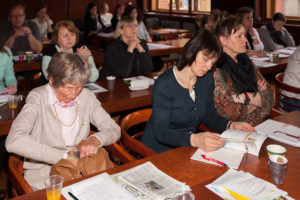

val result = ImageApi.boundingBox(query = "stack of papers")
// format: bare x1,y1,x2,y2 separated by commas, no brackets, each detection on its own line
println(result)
84,83,107,93
276,48,296,55
97,32,113,37
62,162,191,200
123,76,155,85
206,168,294,200
251,59,277,68
255,119,300,147
0,94,11,103
147,43,172,50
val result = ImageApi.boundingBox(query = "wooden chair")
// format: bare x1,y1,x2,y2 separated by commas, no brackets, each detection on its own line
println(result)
177,32,194,39
275,72,300,112
120,108,156,158
32,72,41,88
8,140,134,197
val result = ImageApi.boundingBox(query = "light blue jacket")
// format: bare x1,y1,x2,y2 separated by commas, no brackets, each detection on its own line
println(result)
0,46,17,88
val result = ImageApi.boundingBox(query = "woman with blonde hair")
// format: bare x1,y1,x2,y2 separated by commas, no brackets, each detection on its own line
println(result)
41,20,99,84
101,16,153,78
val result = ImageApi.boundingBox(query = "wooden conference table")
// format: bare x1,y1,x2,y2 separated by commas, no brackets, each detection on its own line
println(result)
10,111,300,200
0,74,156,136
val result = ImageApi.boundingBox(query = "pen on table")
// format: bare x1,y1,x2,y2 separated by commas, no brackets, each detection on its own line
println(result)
0,102,8,108
68,191,79,200
201,154,228,167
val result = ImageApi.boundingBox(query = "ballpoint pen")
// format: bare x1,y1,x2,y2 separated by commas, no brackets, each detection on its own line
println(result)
201,155,228,167
68,191,79,200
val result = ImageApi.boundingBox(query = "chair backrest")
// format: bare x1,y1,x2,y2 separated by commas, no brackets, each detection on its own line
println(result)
120,108,156,158
145,17,160,28
32,72,42,88
8,154,33,197
275,72,300,112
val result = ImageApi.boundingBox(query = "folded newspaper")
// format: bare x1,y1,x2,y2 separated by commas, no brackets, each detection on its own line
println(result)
62,161,191,200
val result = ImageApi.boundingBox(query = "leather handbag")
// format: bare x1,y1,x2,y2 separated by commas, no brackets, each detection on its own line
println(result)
50,147,114,182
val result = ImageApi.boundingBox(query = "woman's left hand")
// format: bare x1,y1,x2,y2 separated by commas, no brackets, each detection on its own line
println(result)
7,84,17,94
257,79,267,91
77,46,91,61
230,122,256,132
78,137,101,158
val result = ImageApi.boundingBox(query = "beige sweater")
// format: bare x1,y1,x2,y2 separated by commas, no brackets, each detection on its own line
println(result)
6,85,120,190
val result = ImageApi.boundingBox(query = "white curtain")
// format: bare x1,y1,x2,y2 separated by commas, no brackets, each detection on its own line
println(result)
284,0,300,16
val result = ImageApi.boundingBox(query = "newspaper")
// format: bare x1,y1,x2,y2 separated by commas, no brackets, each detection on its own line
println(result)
113,161,191,200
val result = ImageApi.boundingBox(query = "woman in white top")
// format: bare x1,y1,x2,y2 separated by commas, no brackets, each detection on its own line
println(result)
31,5,53,40
100,3,113,27
122,5,152,42
237,7,265,57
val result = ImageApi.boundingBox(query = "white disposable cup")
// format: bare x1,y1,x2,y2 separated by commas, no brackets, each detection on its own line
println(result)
106,76,116,90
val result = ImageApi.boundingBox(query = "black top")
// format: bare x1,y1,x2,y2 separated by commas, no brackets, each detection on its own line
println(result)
141,68,228,153
101,38,153,78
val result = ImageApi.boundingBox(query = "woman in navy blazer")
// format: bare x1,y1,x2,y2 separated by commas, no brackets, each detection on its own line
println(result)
141,29,255,153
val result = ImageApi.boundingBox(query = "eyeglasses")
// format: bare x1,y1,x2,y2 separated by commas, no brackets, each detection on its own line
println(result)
10,14,25,18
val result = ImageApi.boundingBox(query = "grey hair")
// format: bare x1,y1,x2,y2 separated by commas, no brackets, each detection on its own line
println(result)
113,16,137,39
47,52,91,88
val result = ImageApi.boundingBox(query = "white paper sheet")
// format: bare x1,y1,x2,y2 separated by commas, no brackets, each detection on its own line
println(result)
84,83,108,93
123,76,154,85
147,43,172,50
97,32,113,37
252,60,277,68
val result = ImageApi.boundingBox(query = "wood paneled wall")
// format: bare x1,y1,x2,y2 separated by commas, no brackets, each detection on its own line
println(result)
0,0,137,23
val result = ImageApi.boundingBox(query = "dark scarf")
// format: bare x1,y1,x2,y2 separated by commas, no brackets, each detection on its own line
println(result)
266,22,286,46
220,53,258,95
246,32,254,50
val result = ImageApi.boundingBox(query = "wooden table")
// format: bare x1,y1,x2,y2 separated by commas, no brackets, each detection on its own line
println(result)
148,38,189,57
14,61,41,73
0,75,155,136
150,27,190,40
257,57,289,75
10,111,300,200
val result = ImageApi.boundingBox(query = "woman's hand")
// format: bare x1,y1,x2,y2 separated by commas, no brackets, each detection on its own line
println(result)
7,84,17,94
77,46,91,61
230,122,256,132
78,137,101,158
127,38,141,52
190,132,225,152
257,79,267,91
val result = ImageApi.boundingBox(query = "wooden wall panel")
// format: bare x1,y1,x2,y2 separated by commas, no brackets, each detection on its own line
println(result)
69,0,93,20
42,0,69,23
8,0,41,19
0,0,9,21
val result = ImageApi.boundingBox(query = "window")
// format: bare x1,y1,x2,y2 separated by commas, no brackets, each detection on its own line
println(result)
266,0,300,18
152,0,211,13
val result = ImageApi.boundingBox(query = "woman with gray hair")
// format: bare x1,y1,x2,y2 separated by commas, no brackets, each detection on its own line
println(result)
6,52,120,190
101,16,153,78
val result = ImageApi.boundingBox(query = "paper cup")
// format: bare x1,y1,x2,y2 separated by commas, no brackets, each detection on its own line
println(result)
268,155,288,184
25,51,33,62
266,144,286,157
106,76,116,90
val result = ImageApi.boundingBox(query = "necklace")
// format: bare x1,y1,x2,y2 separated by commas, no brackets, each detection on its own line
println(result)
53,103,78,127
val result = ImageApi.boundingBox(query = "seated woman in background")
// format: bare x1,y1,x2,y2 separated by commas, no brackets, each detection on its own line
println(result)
258,12,295,51
195,9,224,33
141,29,255,153
100,3,113,28
101,16,153,78
5,52,120,190
237,7,265,57
31,5,53,41
282,45,300,111
0,41,17,94
111,4,124,31
41,20,99,84
214,17,274,126
122,5,152,42
84,2,106,42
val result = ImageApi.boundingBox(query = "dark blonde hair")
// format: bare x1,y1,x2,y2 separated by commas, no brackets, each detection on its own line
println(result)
52,20,80,45
113,16,137,38
9,4,26,17
215,16,243,38
47,52,91,88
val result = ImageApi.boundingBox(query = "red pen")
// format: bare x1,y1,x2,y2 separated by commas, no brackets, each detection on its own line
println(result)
201,155,228,167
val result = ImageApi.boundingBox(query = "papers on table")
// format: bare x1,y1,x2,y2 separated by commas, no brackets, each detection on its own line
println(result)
0,94,11,103
276,48,296,55
191,147,244,169
0,88,8,95
206,168,294,200
251,59,277,68
249,56,270,61
62,162,191,200
255,119,300,147
84,83,107,93
62,173,135,200
97,32,113,37
123,76,155,85
266,52,289,58
147,43,172,50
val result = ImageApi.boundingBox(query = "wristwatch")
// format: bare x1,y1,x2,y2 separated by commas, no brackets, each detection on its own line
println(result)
244,93,250,105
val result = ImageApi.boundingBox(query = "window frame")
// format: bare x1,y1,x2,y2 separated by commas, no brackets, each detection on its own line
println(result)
154,0,209,14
